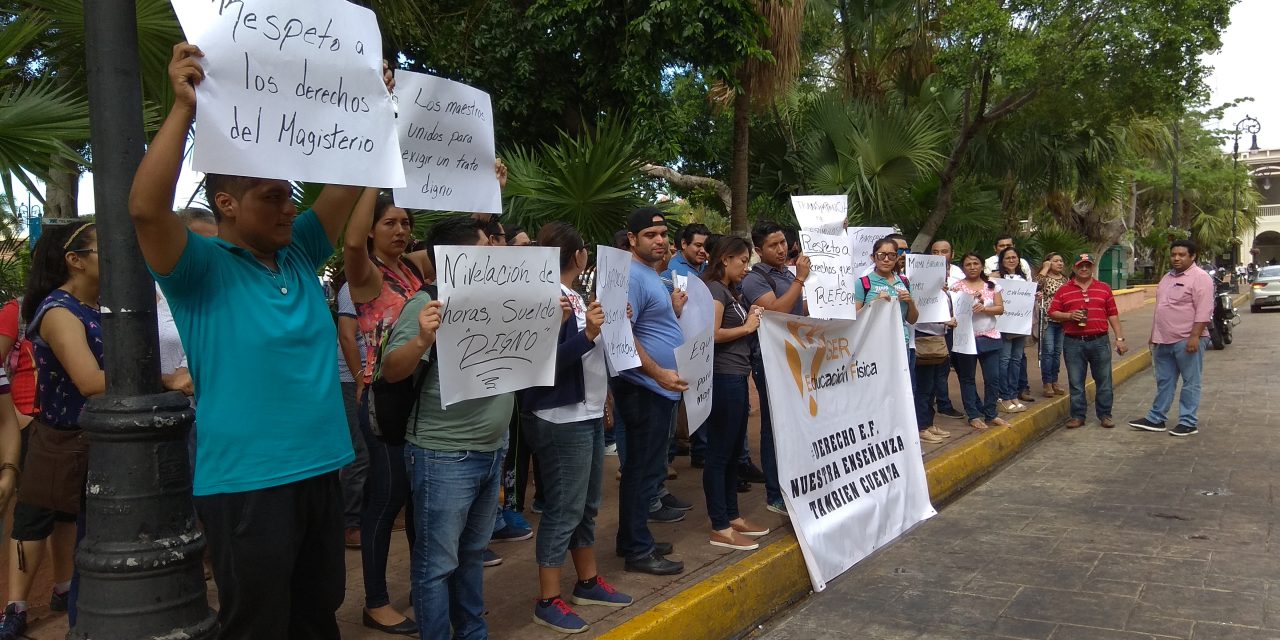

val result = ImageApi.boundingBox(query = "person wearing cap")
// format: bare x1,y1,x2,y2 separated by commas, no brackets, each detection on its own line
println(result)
1128,239,1213,437
614,207,689,576
1047,253,1129,429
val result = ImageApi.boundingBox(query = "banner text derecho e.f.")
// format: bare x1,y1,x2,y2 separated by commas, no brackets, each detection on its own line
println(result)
758,303,935,591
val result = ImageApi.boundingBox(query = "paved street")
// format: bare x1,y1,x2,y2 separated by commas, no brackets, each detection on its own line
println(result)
757,310,1280,640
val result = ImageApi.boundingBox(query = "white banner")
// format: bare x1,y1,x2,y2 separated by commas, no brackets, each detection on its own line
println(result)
433,246,561,407
759,304,935,592
950,291,977,355
847,227,895,277
791,195,847,235
392,71,501,213
799,231,856,320
675,276,715,434
995,279,1037,336
594,246,641,372
905,255,949,324
172,0,404,187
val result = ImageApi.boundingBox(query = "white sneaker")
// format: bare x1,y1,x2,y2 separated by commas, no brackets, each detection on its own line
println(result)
604,443,618,456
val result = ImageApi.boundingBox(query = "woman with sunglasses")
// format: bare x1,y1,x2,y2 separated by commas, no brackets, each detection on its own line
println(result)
856,238,919,346
996,247,1032,413
950,253,1011,431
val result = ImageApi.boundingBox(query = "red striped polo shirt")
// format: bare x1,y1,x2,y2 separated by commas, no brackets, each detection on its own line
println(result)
1047,278,1118,337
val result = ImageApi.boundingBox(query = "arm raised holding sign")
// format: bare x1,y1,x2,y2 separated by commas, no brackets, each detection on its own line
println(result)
381,299,443,383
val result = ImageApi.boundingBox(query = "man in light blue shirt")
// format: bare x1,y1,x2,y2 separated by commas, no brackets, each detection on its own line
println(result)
615,208,689,576
661,223,709,291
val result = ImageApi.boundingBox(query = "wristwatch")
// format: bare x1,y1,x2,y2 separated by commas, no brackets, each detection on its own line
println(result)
1115,337,1126,342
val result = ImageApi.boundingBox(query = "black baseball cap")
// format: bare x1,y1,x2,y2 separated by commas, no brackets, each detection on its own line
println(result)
627,207,666,234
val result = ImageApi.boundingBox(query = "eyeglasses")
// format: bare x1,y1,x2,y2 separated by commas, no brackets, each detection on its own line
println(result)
896,248,910,255
874,252,898,261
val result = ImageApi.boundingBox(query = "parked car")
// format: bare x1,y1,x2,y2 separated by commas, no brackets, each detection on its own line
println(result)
1250,265,1280,312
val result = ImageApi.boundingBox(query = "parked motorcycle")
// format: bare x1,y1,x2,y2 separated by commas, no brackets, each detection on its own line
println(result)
1209,269,1239,350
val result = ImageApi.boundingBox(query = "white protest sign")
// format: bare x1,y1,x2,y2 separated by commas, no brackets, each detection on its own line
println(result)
433,246,561,407
950,291,977,355
595,246,641,372
675,275,715,435
675,328,714,436
758,304,935,592
847,227,895,277
392,71,500,213
791,195,847,235
995,278,1037,336
799,231,856,320
172,0,404,187
905,254,949,324
677,274,715,339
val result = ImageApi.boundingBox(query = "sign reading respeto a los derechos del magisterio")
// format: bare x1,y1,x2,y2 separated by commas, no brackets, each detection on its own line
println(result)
172,0,404,187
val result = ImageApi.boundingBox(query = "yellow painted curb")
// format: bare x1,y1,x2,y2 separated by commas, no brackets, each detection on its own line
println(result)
601,350,1155,640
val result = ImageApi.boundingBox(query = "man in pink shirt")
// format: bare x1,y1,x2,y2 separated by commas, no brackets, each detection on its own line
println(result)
1129,240,1214,437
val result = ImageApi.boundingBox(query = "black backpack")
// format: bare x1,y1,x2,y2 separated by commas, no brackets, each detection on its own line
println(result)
369,284,437,445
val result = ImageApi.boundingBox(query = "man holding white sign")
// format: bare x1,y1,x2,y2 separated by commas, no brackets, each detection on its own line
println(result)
129,44,393,639
742,220,812,515
380,216,514,639
615,209,689,576
170,0,404,187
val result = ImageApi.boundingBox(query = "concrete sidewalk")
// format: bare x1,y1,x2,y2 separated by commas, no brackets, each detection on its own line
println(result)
14,289,1163,639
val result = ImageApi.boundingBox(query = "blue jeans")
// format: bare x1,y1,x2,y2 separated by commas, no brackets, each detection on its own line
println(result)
1063,335,1114,420
405,446,503,640
612,379,677,560
1000,335,1027,399
934,331,957,412
522,414,604,567
610,379,628,468
750,351,783,504
915,362,943,429
1039,322,1064,384
1146,338,1206,428
954,350,1001,421
362,392,415,609
704,374,749,530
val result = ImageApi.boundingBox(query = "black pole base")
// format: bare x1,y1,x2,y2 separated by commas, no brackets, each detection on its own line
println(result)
69,391,217,640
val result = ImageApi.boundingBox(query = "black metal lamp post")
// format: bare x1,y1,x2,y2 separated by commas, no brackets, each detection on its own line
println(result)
1231,115,1261,284
72,0,216,637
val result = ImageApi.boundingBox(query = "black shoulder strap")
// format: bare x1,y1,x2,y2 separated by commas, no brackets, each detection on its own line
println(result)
406,283,441,440
751,263,779,294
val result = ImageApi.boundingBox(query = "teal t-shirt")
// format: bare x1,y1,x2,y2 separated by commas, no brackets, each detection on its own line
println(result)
386,291,511,452
153,212,353,496
856,272,911,346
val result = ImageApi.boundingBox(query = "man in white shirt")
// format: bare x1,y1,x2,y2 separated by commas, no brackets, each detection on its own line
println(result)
985,235,1032,276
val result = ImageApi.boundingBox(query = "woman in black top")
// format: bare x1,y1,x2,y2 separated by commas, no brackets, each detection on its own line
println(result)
701,237,771,552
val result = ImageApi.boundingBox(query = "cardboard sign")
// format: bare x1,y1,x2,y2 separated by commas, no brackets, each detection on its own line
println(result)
995,278,1037,336
433,246,561,406
594,246,642,372
172,0,404,187
758,304,935,592
800,231,856,320
847,227,895,277
905,254,950,324
950,291,977,355
791,195,847,235
392,71,501,213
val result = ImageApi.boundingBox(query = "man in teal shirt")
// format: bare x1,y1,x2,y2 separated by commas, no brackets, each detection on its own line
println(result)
129,44,380,639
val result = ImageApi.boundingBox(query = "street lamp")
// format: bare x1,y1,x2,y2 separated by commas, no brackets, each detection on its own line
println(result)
73,0,216,637
1231,115,1261,279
